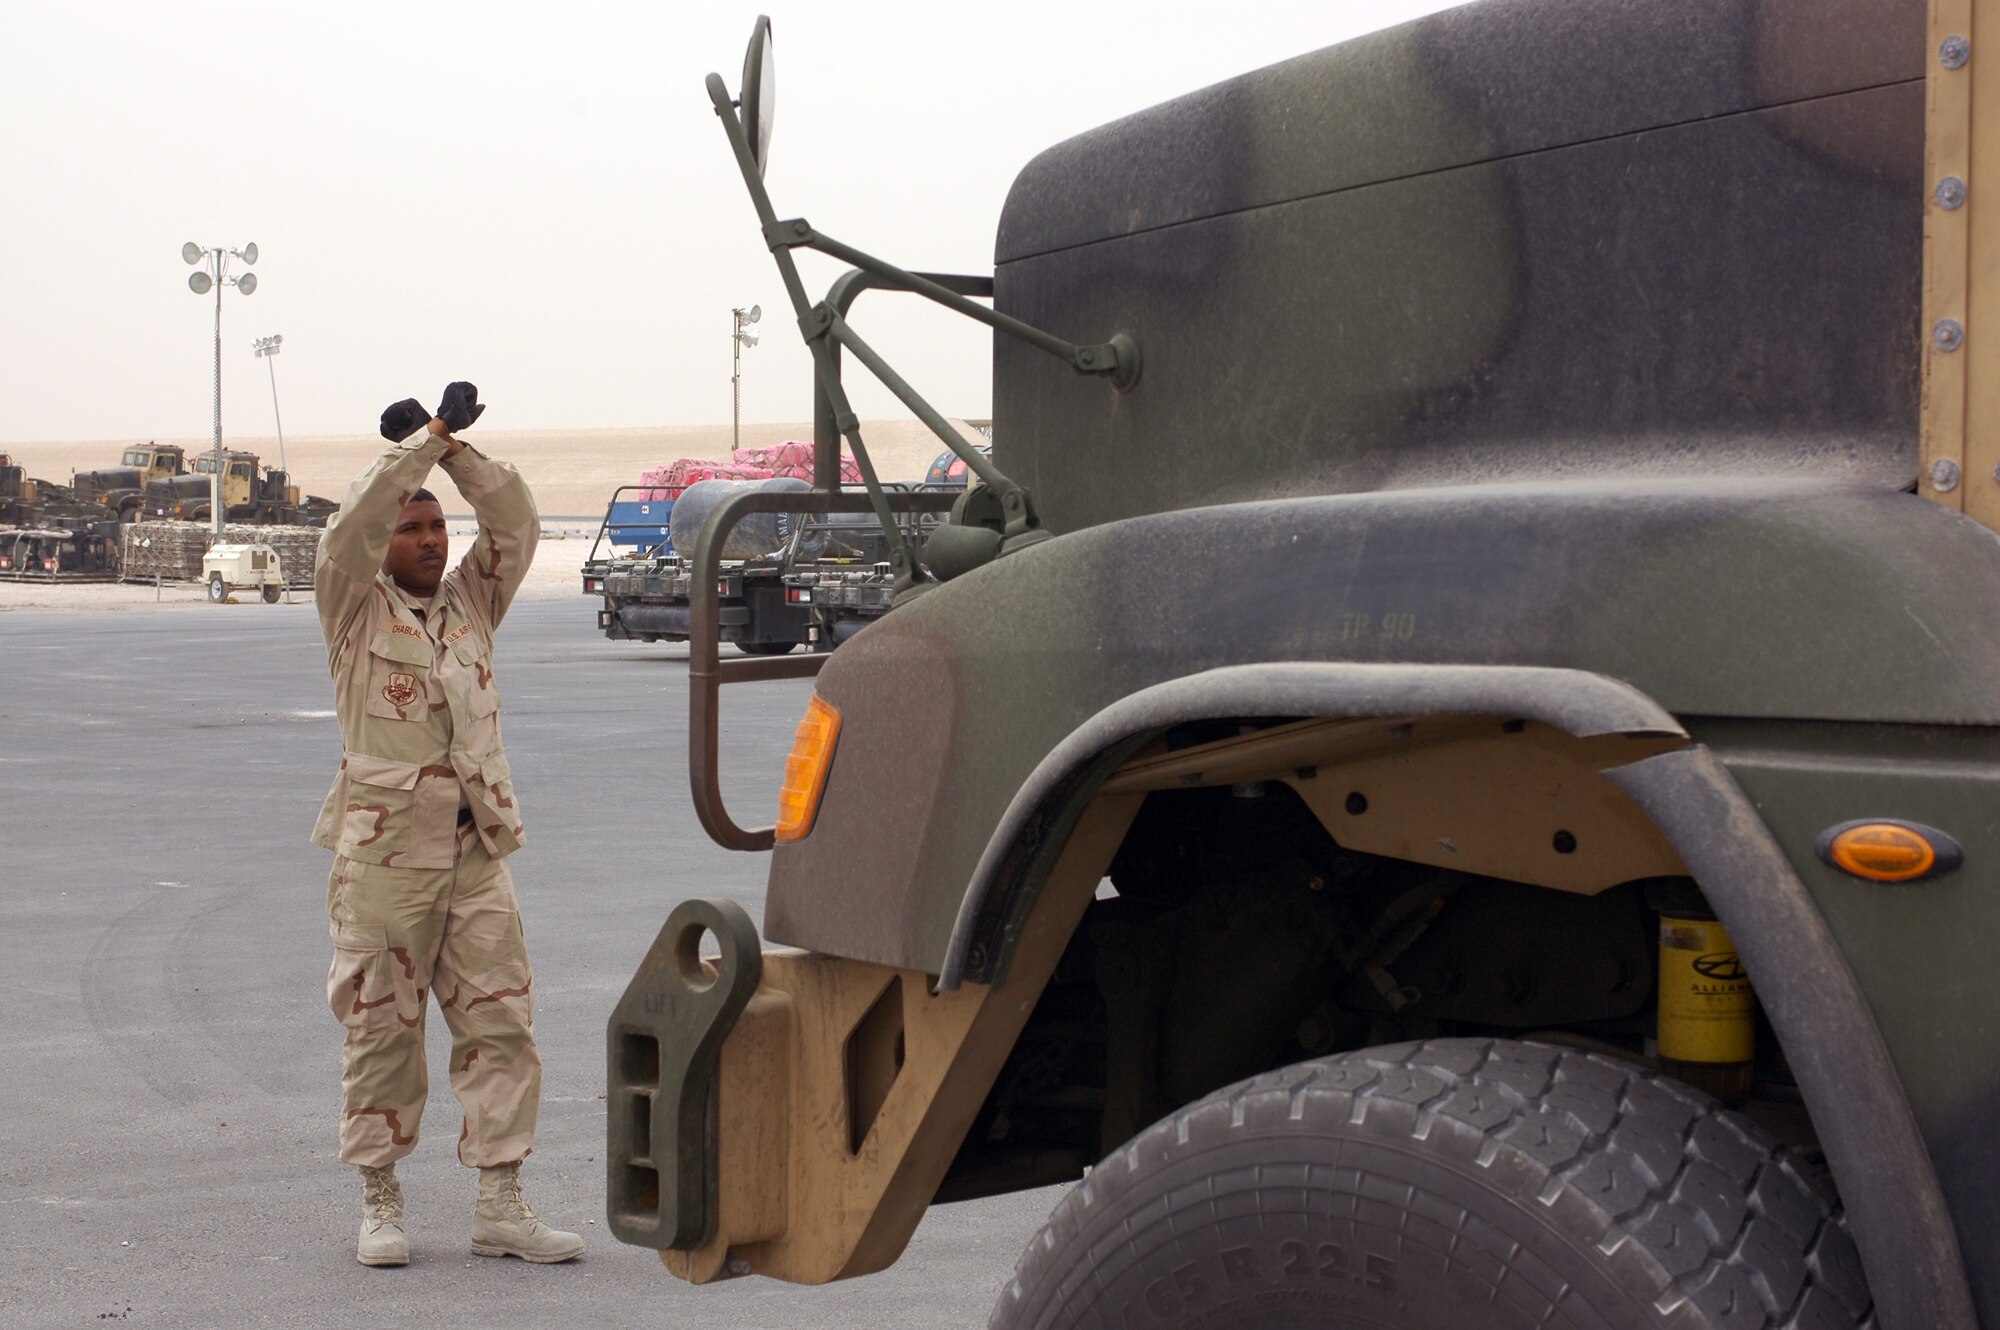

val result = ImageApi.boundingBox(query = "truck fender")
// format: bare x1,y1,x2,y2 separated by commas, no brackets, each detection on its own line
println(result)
937,661,1974,1330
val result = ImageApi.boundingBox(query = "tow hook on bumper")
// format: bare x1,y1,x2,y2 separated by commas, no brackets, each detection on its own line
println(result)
603,896,1001,1285
604,800,1136,1284
606,898,764,1253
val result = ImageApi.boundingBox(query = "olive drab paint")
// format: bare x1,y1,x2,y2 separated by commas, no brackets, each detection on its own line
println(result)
618,2,1999,1324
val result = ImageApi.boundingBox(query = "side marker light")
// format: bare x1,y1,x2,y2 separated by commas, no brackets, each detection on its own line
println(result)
775,694,841,842
1815,820,1961,883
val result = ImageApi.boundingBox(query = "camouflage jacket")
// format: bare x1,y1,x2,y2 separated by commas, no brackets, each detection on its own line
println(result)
311,430,539,868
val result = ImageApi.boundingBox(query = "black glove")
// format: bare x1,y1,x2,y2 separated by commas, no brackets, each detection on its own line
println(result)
436,381,485,434
379,397,429,442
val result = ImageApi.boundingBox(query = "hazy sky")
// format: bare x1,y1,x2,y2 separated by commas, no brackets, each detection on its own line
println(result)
2,1,1470,443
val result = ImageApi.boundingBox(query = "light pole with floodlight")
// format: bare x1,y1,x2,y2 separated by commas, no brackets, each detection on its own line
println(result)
183,241,259,539
252,334,286,476
732,304,761,453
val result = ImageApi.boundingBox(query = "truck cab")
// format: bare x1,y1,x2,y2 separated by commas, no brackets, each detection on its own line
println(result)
609,4,1997,1328
143,450,330,525
71,443,186,519
121,444,186,484
190,451,259,512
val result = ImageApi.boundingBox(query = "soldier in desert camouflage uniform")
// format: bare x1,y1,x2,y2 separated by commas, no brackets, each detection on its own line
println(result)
314,386,582,1268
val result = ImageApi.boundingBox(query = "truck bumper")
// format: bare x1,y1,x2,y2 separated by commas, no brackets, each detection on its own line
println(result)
604,797,1136,1284
606,900,986,1284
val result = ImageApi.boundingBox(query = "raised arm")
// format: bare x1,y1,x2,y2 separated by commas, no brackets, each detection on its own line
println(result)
438,442,538,632
315,426,449,648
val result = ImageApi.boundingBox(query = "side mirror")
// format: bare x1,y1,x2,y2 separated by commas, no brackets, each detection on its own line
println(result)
740,15,776,178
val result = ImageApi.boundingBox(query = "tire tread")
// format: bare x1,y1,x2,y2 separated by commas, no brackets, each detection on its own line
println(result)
991,1038,1868,1330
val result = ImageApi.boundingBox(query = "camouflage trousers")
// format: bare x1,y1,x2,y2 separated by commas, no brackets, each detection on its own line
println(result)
324,825,540,1169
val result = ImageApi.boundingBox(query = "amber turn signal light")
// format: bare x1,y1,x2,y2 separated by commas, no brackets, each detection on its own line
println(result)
1814,819,1961,883
775,694,842,842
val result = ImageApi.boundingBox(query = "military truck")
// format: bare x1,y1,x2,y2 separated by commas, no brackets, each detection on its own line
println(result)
68,442,188,521
608,4,1996,1327
140,449,334,526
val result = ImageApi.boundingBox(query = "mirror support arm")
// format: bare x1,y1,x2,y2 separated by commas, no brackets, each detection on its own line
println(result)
707,63,1068,576
813,268,994,497
765,218,1138,391
707,72,930,598
819,312,1042,540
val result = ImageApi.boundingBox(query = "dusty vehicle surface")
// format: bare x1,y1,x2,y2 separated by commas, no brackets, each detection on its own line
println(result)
608,2,1997,1327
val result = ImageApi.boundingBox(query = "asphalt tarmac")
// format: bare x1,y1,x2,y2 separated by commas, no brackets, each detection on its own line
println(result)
0,599,1059,1329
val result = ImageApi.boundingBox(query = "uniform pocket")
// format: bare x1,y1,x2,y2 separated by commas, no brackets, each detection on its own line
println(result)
476,752,520,824
452,635,501,718
364,629,433,722
327,921,402,1031
339,754,421,859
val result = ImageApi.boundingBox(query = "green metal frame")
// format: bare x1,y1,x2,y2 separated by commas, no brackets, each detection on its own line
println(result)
702,65,1139,591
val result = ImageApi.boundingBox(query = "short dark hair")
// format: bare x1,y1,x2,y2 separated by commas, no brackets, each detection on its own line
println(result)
407,487,439,505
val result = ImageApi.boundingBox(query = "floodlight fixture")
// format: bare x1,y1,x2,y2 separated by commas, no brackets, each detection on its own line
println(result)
189,271,214,295
183,241,203,265
252,333,288,474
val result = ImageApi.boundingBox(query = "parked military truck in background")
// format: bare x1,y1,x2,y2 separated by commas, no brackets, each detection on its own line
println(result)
68,442,187,520
139,449,335,526
609,4,1996,1328
0,444,330,584
57,440,334,527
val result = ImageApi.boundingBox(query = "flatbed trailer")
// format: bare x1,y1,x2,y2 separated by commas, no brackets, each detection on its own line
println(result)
0,524,120,581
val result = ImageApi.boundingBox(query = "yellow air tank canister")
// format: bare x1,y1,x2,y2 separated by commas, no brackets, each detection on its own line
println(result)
1657,910,1754,1103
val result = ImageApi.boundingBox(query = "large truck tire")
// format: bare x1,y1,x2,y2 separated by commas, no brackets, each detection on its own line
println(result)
990,1039,1869,1330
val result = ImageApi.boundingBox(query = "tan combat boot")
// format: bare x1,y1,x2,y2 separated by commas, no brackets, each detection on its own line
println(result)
357,1164,408,1267
471,1162,584,1263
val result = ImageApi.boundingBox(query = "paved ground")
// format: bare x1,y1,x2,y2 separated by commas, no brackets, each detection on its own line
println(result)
0,598,1057,1329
